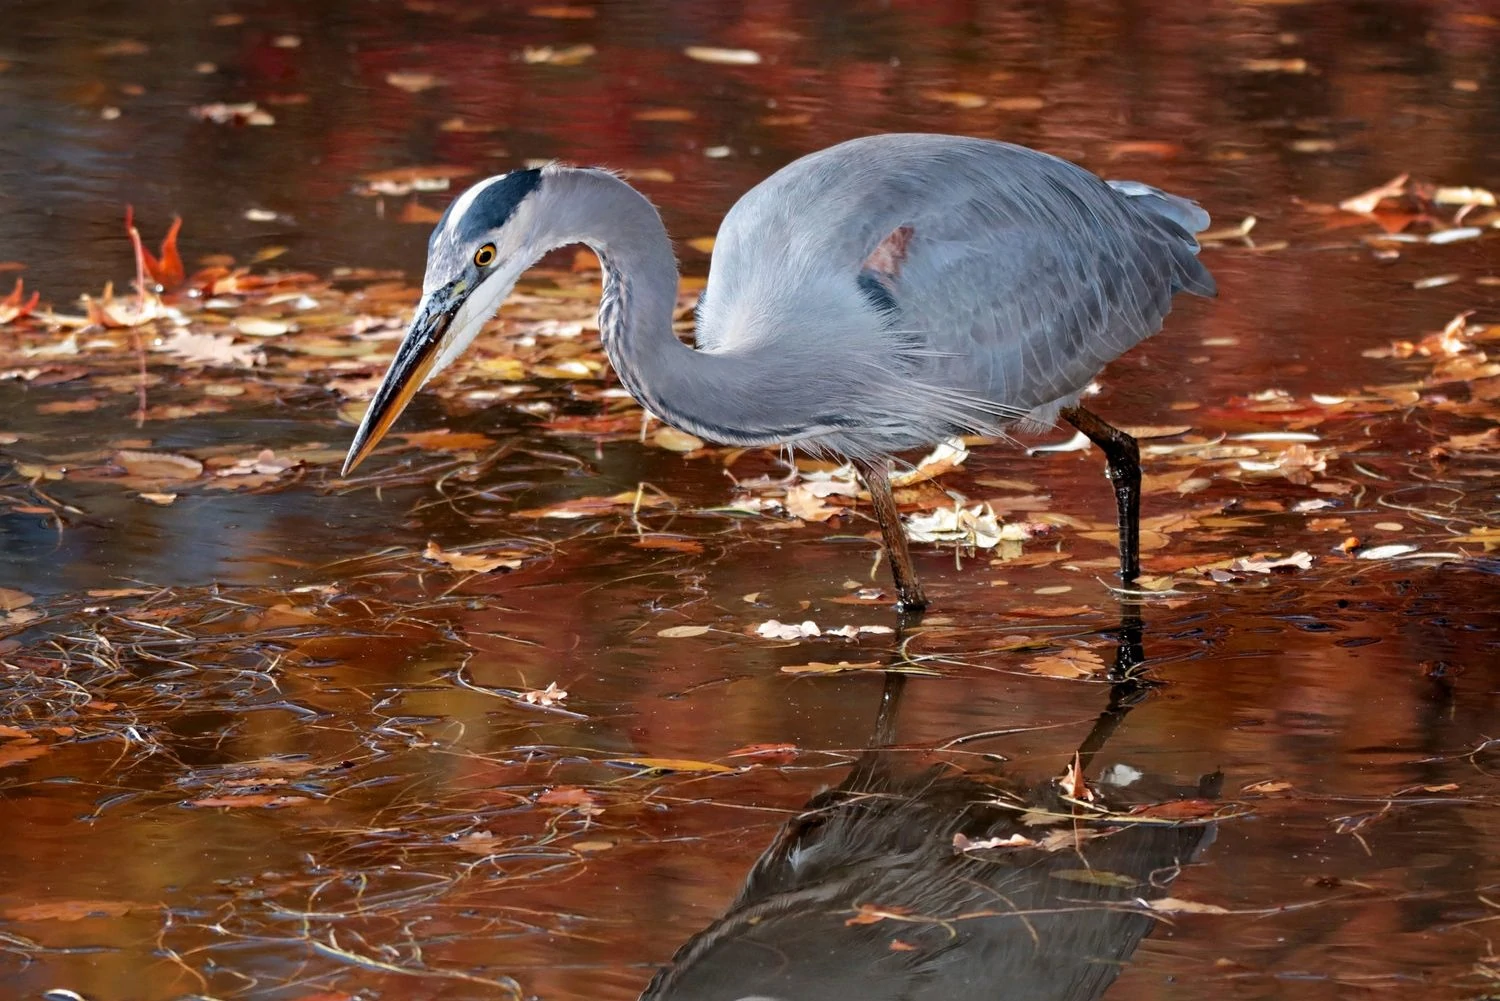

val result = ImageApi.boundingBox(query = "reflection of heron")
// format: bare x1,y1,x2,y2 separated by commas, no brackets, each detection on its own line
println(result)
344,135,1216,610
639,610,1220,1001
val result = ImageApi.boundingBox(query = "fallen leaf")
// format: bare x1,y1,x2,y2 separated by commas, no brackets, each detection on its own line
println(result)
1056,752,1094,802
188,794,312,808
0,588,34,611
684,46,761,65
386,71,444,92
5,899,140,922
652,426,705,452
1025,648,1105,679
1243,780,1293,794
1145,897,1230,915
520,681,568,706
606,756,733,774
1128,799,1221,820
1228,551,1314,573
755,619,821,640
115,450,203,481
780,660,884,675
423,541,524,573
1052,869,1138,888
657,625,712,638
953,832,1037,851
156,328,265,368
514,492,669,519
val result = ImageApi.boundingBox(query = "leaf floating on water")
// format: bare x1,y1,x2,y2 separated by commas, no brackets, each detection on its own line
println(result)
651,426,705,452
780,660,883,675
5,899,141,922
1025,648,1106,679
520,682,568,706
1145,897,1231,915
514,492,670,519
115,450,204,481
1356,543,1419,560
1052,869,1139,888
385,71,445,93
953,832,1037,852
234,316,294,337
522,44,597,65
1056,752,1095,803
683,46,761,65
755,619,821,640
188,794,312,808
0,588,35,611
1228,551,1314,574
890,437,969,487
422,541,524,573
606,756,733,774
657,625,711,638
156,328,265,368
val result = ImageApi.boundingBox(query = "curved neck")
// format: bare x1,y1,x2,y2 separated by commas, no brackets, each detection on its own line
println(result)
541,169,835,447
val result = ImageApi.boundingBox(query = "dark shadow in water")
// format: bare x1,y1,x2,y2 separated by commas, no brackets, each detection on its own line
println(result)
641,603,1219,1001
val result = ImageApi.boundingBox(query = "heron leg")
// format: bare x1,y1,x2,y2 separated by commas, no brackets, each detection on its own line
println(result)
853,457,928,614
1061,405,1141,582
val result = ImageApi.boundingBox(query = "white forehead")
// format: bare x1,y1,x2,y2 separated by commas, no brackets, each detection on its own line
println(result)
445,175,509,237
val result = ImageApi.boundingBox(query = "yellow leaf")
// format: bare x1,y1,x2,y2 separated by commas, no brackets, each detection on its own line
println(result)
781,660,883,675
115,450,203,481
657,625,711,638
607,756,733,773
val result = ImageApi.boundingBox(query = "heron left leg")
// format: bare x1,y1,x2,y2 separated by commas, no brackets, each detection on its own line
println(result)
1060,405,1141,582
853,457,928,614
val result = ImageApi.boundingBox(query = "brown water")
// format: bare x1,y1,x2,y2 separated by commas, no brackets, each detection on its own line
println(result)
3,1,1500,999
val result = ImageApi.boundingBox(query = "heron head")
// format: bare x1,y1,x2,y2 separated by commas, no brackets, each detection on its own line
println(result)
342,168,545,475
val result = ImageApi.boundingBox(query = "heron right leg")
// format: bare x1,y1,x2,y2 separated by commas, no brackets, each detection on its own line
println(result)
853,457,928,614
1060,405,1141,583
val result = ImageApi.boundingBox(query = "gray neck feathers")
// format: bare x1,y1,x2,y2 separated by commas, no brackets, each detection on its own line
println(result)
538,168,855,448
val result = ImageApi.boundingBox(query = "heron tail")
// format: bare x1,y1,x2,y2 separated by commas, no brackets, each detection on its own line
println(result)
1106,179,1217,297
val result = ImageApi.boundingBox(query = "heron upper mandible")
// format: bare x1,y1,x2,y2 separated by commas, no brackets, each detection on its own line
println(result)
343,133,1216,612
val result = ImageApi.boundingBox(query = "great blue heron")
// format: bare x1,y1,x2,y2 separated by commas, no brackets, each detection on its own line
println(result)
343,134,1216,611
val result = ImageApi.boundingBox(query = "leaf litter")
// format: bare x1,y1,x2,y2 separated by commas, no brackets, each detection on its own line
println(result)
0,143,1497,1001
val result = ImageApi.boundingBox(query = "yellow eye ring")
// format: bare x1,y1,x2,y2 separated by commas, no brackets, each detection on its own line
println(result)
474,244,497,267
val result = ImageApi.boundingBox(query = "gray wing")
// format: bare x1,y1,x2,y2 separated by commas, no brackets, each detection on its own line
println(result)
700,135,1215,441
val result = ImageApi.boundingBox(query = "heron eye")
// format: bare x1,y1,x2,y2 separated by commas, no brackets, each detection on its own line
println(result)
473,244,497,268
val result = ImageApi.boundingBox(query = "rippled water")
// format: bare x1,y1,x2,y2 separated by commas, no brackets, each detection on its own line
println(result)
2,1,1499,999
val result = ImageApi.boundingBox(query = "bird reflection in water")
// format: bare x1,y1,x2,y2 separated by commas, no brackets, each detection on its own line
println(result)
641,606,1220,1001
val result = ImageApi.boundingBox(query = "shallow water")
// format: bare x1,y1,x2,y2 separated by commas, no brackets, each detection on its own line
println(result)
2,1,1500,999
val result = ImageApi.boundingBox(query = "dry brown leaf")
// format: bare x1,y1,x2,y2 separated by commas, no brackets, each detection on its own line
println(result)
5,899,140,922
1127,798,1221,820
115,450,203,481
1056,752,1094,802
156,328,265,368
780,660,883,675
0,588,34,611
1025,648,1105,679
423,541,524,573
514,492,669,519
188,794,312,808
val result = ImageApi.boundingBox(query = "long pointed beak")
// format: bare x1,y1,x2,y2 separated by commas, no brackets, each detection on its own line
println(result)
341,281,465,476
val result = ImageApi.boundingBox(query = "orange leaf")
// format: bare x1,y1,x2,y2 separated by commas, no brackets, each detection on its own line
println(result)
188,794,311,808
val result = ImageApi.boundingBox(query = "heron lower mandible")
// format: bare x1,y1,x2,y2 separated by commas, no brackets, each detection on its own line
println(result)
343,133,1216,612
